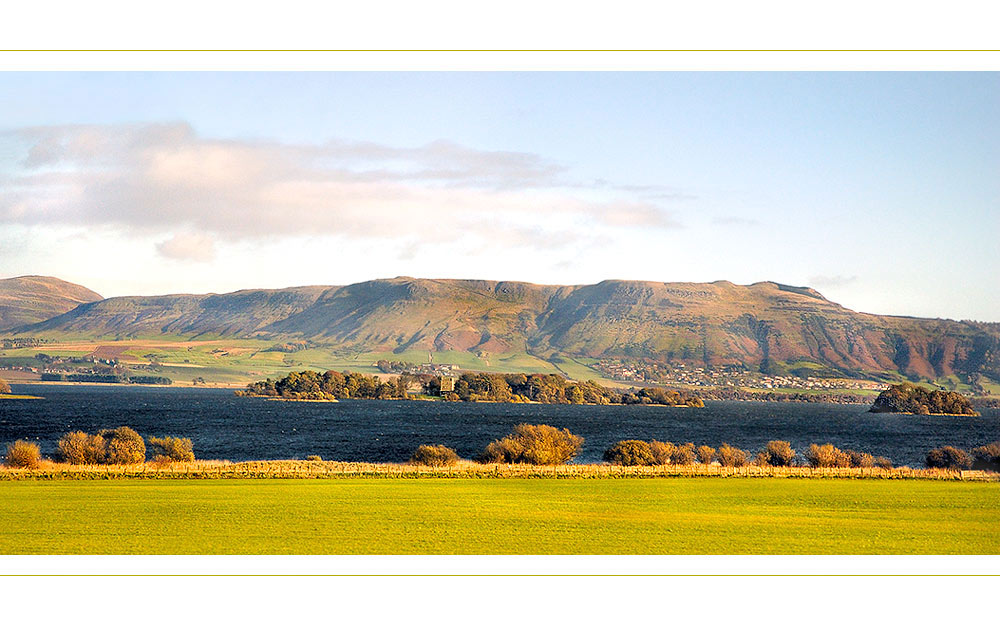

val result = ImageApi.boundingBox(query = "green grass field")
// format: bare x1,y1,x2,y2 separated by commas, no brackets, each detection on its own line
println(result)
0,478,996,554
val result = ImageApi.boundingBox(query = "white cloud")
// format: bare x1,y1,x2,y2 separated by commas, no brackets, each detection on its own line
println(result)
156,232,217,262
1,123,682,259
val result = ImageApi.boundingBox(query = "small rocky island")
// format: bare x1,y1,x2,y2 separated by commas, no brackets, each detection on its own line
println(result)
869,382,978,416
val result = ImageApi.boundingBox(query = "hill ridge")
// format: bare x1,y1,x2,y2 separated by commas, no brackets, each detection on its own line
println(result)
6,276,1000,383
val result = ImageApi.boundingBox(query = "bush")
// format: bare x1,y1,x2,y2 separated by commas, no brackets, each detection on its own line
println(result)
4,440,41,468
671,442,696,465
99,427,146,465
696,445,715,464
479,424,584,465
971,442,1000,471
874,456,894,469
603,440,655,466
57,431,106,465
804,443,852,468
649,441,675,465
926,446,972,470
410,444,460,467
305,455,323,462
846,450,875,468
756,440,796,467
148,436,194,462
0,378,10,394
716,443,748,467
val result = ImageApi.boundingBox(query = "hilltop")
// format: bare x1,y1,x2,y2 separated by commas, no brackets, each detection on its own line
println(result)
0,276,103,331
6,276,1000,384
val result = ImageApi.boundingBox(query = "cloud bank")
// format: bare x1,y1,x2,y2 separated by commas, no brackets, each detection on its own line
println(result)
1,123,683,261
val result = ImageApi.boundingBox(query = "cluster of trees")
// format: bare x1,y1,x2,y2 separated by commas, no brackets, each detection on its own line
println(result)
869,383,978,415
603,439,894,469
0,377,10,394
406,424,585,467
3,428,194,468
40,373,173,385
239,370,408,400
478,424,584,464
409,444,460,467
424,372,703,406
376,360,416,374
262,341,310,353
926,442,1000,470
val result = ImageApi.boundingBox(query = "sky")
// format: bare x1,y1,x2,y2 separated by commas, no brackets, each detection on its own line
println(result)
0,72,997,321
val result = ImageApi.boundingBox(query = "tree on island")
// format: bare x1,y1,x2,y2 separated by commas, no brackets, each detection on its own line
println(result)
238,369,704,406
869,382,978,416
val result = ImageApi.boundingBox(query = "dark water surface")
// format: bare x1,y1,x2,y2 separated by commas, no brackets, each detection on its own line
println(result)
2,384,998,467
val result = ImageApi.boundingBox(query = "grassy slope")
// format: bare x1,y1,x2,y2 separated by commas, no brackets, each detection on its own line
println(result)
0,478,996,554
0,276,102,330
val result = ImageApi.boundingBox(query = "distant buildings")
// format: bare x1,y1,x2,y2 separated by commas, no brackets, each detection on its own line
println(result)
440,376,456,394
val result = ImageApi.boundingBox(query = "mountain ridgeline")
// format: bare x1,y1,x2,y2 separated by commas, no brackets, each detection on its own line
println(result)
8,276,1000,382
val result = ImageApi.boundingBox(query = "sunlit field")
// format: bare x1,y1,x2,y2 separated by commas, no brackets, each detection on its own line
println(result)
0,478,996,554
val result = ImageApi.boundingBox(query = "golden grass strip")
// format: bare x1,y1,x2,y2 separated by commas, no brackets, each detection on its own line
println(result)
0,460,996,481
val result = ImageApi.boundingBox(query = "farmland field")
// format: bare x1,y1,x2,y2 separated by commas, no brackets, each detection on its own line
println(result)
0,478,996,554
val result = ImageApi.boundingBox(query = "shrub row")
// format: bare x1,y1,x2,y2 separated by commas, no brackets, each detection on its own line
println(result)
3,428,194,468
603,439,893,469
926,442,1000,470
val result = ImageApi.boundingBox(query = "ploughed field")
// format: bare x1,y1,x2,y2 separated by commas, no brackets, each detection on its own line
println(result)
0,478,996,554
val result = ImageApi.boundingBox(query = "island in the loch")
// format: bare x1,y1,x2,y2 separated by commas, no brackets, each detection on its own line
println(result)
0,376,40,400
869,382,979,416
237,369,705,407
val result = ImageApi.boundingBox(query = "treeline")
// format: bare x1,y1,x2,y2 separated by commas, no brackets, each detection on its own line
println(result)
238,370,408,400
425,372,704,406
376,359,416,374
602,439,894,468
239,370,704,406
3,427,194,469
869,383,978,416
699,387,872,404
40,373,173,385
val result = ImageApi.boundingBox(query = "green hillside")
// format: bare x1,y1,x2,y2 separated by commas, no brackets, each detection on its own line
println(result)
0,276,102,331
6,276,1000,385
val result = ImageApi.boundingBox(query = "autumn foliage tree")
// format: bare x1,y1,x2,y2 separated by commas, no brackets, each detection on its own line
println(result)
756,440,796,467
479,424,583,465
925,446,972,470
148,436,195,462
409,444,460,467
603,440,655,466
57,431,106,464
696,445,716,464
4,440,41,468
99,427,146,465
804,443,852,468
715,443,748,467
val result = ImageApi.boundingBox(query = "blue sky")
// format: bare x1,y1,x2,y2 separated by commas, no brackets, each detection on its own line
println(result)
1,72,997,320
